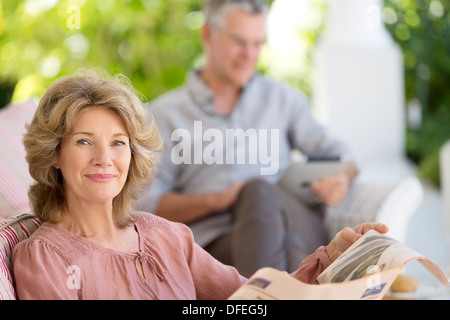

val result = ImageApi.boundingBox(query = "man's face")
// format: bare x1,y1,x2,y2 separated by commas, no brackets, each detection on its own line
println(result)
204,9,266,88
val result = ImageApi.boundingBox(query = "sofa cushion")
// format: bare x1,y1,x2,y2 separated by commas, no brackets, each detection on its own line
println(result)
0,214,41,300
0,99,37,218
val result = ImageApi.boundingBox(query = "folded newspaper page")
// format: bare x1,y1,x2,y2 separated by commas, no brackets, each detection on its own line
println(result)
228,230,448,300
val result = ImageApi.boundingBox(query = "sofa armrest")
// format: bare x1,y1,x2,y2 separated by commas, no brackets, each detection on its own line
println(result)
0,214,41,300
325,176,423,242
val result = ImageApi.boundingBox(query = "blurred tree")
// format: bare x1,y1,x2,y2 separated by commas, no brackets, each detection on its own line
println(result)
0,0,206,105
0,0,275,105
383,0,450,185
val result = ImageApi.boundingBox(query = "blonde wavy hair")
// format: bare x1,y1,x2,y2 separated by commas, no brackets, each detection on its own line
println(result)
23,70,163,227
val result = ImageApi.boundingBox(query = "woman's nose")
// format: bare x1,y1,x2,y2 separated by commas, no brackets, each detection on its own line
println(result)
93,145,113,166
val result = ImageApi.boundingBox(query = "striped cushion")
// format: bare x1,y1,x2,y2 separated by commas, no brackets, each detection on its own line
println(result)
0,214,41,300
0,99,36,218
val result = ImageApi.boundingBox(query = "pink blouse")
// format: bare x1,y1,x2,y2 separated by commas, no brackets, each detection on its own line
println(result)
12,212,331,300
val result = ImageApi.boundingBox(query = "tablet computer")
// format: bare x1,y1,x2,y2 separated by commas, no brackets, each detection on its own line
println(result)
278,158,350,205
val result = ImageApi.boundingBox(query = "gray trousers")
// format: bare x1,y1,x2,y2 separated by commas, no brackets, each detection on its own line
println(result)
204,179,329,277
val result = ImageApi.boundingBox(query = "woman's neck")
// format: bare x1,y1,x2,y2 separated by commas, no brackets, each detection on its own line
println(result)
59,201,116,238
59,202,140,254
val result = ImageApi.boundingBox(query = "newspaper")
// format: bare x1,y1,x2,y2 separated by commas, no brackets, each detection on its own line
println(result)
228,230,448,300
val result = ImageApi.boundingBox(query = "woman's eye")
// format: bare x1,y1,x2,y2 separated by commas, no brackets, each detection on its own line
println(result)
113,141,126,147
76,139,89,145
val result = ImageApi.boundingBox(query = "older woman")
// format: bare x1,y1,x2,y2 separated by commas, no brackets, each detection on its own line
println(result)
12,71,388,299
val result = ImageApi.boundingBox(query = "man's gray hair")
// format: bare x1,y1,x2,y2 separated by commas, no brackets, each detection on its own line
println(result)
204,0,269,31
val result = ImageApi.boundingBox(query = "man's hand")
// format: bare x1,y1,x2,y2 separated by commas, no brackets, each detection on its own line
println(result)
311,162,358,206
311,172,349,206
157,181,245,224
325,222,389,262
209,181,246,212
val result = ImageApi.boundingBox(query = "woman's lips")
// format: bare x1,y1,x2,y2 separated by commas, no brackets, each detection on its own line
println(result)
85,174,116,182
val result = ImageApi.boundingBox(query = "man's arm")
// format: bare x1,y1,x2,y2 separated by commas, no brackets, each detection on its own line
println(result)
156,181,245,223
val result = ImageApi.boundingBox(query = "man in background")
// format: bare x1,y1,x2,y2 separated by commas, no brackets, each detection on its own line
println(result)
137,0,357,277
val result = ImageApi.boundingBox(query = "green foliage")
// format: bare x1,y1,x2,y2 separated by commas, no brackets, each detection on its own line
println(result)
0,0,205,104
384,0,450,185
0,0,276,105
264,0,326,98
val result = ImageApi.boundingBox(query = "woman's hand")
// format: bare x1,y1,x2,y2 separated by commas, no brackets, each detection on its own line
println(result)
325,222,389,262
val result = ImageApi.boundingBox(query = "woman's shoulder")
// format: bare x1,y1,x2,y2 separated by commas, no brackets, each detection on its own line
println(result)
13,222,96,265
132,211,193,240
14,222,61,251
132,211,183,232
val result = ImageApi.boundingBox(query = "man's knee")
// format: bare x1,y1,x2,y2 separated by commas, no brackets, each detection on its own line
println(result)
238,178,277,200
233,179,285,219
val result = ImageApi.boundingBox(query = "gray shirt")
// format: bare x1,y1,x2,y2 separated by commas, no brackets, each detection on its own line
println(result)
137,70,354,246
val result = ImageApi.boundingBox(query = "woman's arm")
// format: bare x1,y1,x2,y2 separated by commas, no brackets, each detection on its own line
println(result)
290,222,389,284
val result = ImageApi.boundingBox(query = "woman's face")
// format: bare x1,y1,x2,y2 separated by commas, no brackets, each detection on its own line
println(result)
55,106,131,207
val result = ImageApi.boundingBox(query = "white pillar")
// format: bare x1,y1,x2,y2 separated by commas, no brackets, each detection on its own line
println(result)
311,0,411,179
440,142,450,268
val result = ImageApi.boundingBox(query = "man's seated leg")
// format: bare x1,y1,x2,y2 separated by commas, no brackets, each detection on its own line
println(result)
230,179,329,277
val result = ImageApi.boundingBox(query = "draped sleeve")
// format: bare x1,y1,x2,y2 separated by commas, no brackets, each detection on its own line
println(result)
290,246,332,284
